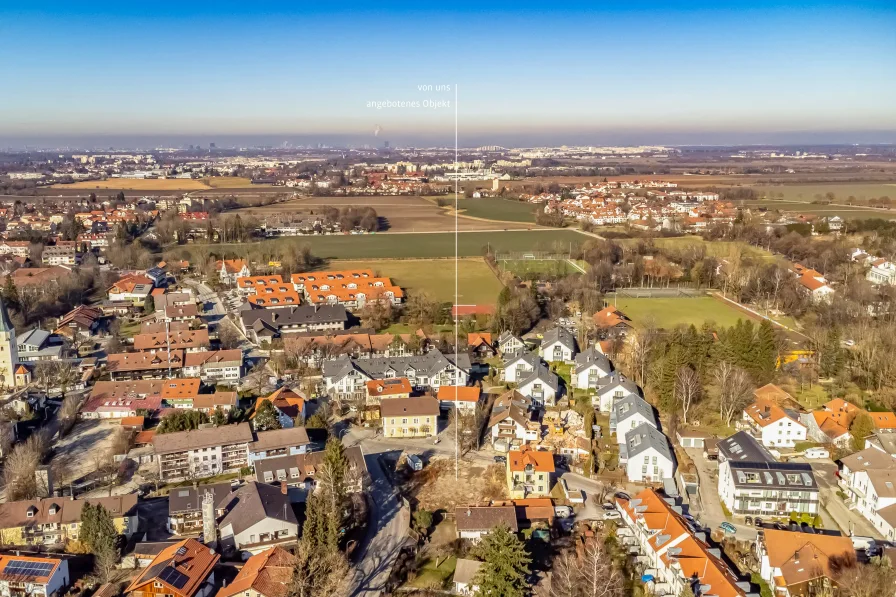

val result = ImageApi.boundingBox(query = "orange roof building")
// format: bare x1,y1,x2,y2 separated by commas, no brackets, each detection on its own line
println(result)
215,547,294,597
756,529,854,595
593,305,631,329
291,269,403,309
125,538,219,597
437,385,481,408
248,290,302,308
507,446,555,498
365,378,413,400
871,411,896,431
617,488,746,597
253,387,307,423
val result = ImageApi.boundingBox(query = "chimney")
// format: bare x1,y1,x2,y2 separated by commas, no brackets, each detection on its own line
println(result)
281,481,288,495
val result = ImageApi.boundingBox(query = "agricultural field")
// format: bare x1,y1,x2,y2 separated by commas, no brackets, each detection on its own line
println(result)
453,198,537,223
741,199,896,220
608,296,756,329
331,258,503,305
751,183,896,203
236,195,535,232
169,229,586,261
52,176,266,191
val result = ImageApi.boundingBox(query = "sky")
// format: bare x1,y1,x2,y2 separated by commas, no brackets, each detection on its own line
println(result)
1,0,895,148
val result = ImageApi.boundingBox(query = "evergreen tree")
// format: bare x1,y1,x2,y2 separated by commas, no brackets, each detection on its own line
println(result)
79,503,119,552
473,524,531,597
253,399,282,431
322,438,347,505
143,295,155,316
851,412,875,452
820,329,845,378
2,274,18,309
754,320,778,382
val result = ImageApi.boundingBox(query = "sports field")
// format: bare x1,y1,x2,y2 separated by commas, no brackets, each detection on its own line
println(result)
170,229,586,262
609,296,754,329
331,258,503,305
499,258,581,278
53,176,265,191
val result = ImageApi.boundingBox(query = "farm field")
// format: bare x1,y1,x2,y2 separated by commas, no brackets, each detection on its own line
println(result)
453,198,537,223
608,296,756,329
169,229,585,261
751,183,896,203
236,195,535,232
52,176,267,191
331,258,503,305
740,199,896,220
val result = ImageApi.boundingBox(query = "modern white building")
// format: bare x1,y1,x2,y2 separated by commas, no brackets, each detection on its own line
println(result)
517,365,560,407
611,395,658,443
501,350,540,383
838,447,896,540
622,423,675,483
570,347,612,391
539,326,577,363
740,398,808,448
592,373,640,413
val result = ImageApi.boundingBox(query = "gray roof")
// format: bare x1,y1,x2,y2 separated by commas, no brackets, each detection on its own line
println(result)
240,305,348,332
573,347,612,375
152,422,254,455
718,431,775,464
596,373,640,396
728,461,818,491
454,505,518,532
497,331,522,345
518,364,560,392
217,481,297,536
614,395,656,425
542,326,576,351
488,390,538,430
18,328,50,349
254,445,367,484
323,348,470,382
453,559,483,586
502,349,540,369
626,423,674,462
168,482,233,515
249,427,310,453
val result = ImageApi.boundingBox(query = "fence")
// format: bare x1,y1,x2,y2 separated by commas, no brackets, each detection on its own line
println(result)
609,287,704,299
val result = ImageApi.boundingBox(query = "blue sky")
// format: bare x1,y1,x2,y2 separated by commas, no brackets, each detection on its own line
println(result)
1,1,895,146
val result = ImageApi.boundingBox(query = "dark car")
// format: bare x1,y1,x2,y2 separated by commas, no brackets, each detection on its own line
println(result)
615,491,631,501
745,516,753,525
493,455,507,464
754,517,764,528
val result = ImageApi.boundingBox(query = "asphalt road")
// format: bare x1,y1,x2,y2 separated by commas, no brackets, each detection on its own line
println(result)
347,446,409,597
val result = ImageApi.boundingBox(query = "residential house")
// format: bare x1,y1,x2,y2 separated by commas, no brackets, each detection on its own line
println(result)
616,488,750,597
807,398,859,448
571,347,613,391
218,259,250,285
717,432,819,517
246,427,311,466
501,350,540,383
81,380,166,419
214,547,295,597
592,306,632,334
290,269,403,309
755,530,855,597
108,274,154,306
539,326,577,363
42,246,78,266
437,385,480,412
517,365,560,407
740,397,808,448
161,378,202,408
167,483,232,534
467,333,496,358
838,448,896,540
254,446,367,497
496,331,526,357
106,350,184,380
611,395,658,443
54,305,104,340
0,555,69,597
622,423,675,483
867,260,896,286
251,388,307,428
16,329,70,364
0,495,139,546
487,390,541,450
506,446,555,498
217,482,299,555
365,378,412,409
592,373,640,413
165,304,200,322
124,538,219,597
454,506,518,541
323,350,470,398
152,423,254,482
239,305,348,343
381,397,440,438
134,329,210,353
798,274,835,302
183,350,244,385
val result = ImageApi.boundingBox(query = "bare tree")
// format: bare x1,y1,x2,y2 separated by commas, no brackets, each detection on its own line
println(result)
217,318,242,350
715,362,755,426
59,394,82,436
674,366,702,425
2,431,50,500
579,537,624,597
544,550,578,597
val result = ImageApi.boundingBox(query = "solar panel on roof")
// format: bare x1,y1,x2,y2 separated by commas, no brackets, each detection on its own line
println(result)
4,560,55,577
159,566,189,589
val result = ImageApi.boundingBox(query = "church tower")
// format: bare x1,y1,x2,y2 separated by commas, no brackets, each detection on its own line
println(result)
0,297,18,389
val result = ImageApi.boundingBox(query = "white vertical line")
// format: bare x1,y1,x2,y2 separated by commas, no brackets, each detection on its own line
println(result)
455,83,459,482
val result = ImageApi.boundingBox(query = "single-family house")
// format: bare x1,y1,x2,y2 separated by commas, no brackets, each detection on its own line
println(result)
611,395,658,443
539,326,577,363
622,423,675,483
592,373,640,413
571,347,612,391
517,365,560,407
506,446,555,498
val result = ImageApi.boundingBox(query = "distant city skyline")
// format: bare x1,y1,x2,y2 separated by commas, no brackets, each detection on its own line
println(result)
2,0,895,147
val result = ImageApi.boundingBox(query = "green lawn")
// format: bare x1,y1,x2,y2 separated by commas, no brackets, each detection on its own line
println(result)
407,556,457,589
609,296,756,330
498,258,580,278
741,200,896,220
332,258,503,305
170,230,584,261
455,198,537,222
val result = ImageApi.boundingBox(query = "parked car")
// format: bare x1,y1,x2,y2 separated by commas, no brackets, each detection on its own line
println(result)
745,516,753,525
615,491,631,501
601,503,616,511
754,517,764,528
493,455,507,464
602,511,621,520
720,522,737,534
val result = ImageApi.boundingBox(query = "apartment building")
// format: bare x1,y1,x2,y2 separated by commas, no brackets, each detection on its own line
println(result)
838,447,896,540
506,446,555,499
740,397,807,448
152,423,254,482
167,482,232,535
322,349,470,398
381,397,439,438
246,427,311,466
571,347,613,390
0,495,138,546
41,246,78,266
182,350,243,384
486,390,541,450
0,555,69,597
240,305,348,343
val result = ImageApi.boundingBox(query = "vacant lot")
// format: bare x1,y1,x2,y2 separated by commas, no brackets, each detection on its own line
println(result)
332,258,503,305
609,296,755,329
171,229,585,261
402,458,507,512
236,195,535,232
